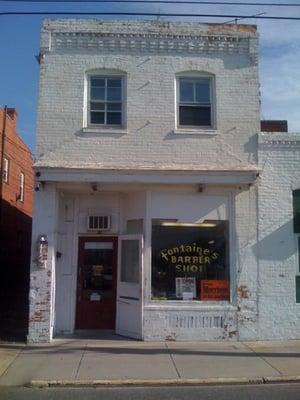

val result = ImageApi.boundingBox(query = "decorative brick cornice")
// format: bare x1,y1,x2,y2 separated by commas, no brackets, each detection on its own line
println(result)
48,31,252,57
259,134,300,147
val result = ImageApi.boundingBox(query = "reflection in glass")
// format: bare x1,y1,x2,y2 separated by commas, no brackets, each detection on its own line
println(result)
151,221,229,301
121,240,139,283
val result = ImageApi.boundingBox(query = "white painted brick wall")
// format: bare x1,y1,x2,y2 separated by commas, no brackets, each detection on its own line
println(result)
30,19,266,343
258,133,300,339
35,19,259,171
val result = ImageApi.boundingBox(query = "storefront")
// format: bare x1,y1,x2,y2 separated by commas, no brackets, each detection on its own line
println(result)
27,170,256,343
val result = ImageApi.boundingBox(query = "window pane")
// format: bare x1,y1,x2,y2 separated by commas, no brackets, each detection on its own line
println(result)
179,105,211,126
108,79,121,88
296,275,300,303
298,237,300,274
91,78,105,87
151,222,229,301
90,112,104,124
180,80,194,102
107,112,121,125
107,87,121,101
91,87,105,100
121,240,139,283
107,103,122,111
90,102,105,111
195,81,210,102
82,244,113,300
84,242,113,250
293,190,300,233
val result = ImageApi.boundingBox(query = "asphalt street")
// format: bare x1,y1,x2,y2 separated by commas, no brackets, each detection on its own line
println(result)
1,384,300,400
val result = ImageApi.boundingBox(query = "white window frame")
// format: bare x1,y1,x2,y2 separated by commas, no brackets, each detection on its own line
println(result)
87,75,125,128
3,157,9,183
19,172,24,202
175,73,216,132
293,189,300,303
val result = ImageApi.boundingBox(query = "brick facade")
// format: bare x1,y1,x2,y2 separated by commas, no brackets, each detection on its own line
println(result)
0,108,34,339
28,19,300,343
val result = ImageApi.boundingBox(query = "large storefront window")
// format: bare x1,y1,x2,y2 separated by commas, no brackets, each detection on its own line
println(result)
151,220,230,301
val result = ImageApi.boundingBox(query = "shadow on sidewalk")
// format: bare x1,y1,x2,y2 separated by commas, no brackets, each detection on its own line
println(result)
1,345,300,358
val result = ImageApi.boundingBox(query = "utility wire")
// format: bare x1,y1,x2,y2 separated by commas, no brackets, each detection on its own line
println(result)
1,11,300,19
1,0,299,5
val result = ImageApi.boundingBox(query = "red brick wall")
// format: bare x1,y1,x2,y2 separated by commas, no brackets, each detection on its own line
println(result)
261,120,288,132
0,108,34,215
0,108,34,339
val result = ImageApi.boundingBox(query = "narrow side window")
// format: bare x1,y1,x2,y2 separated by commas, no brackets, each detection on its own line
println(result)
19,172,25,202
3,158,9,183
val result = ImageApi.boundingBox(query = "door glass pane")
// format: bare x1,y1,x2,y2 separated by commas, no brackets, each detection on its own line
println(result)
82,241,114,300
84,242,113,250
121,240,139,283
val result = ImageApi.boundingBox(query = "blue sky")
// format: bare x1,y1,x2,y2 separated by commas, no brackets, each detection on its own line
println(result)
0,0,299,153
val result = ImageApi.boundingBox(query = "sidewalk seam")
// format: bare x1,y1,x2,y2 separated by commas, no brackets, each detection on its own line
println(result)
241,342,283,376
0,349,22,379
164,343,181,379
75,343,87,379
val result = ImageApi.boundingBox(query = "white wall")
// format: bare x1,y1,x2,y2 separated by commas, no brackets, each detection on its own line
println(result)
35,20,259,171
28,183,59,343
258,133,300,339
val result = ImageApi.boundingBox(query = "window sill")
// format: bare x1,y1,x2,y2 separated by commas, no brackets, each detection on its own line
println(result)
82,127,128,135
173,128,218,136
145,302,236,311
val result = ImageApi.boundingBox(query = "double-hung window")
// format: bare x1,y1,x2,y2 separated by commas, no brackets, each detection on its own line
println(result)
89,77,123,126
178,77,213,128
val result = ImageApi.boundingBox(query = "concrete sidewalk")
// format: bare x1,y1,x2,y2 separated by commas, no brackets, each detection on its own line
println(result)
1,333,300,387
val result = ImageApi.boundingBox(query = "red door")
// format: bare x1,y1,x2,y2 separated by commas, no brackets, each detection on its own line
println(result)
75,237,118,329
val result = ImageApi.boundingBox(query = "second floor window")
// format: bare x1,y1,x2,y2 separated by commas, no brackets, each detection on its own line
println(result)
89,77,122,126
178,77,213,128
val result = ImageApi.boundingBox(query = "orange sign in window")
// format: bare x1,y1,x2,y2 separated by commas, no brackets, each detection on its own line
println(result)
201,280,230,301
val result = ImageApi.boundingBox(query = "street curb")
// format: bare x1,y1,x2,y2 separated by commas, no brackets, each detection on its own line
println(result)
27,376,289,388
263,376,300,383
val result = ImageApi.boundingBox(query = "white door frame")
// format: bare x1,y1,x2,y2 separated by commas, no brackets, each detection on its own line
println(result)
116,234,144,339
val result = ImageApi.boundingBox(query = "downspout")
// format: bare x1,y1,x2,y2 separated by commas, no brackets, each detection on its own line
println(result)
0,105,8,227
0,105,7,262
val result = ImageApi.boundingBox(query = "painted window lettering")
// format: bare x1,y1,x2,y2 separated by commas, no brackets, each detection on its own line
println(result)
151,221,230,301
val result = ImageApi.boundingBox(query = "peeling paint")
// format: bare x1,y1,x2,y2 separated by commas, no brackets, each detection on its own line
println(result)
238,285,250,299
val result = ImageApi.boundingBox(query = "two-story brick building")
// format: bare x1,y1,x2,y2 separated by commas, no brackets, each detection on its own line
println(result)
28,19,300,343
0,107,34,339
